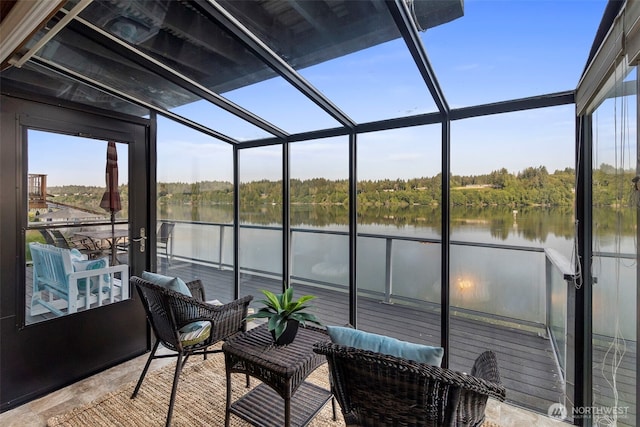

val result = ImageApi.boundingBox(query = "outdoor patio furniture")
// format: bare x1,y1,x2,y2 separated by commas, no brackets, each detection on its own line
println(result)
29,242,129,316
130,275,253,427
74,229,129,265
38,229,56,245
157,222,176,263
222,323,336,427
313,342,506,427
50,229,103,258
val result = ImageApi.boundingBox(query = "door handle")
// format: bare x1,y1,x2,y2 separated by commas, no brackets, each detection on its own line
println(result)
132,227,146,252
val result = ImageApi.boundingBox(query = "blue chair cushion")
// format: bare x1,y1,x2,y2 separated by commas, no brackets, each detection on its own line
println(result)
179,321,211,346
141,271,192,297
326,325,444,367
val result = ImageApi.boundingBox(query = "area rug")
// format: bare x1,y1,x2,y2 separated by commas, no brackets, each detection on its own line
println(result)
47,348,503,427
46,348,341,427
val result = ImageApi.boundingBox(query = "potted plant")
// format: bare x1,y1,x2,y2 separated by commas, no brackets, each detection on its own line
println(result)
246,287,322,345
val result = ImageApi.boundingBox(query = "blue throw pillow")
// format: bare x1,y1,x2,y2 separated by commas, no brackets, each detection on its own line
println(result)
72,257,110,292
69,248,87,261
326,325,444,367
141,271,192,297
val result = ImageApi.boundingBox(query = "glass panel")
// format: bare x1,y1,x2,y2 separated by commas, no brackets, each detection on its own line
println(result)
239,145,283,307
170,102,272,142
26,131,130,325
0,61,148,117
591,65,637,427
548,262,569,374
357,125,441,345
78,0,339,135
450,105,577,413
290,137,349,327
450,106,576,255
224,78,341,134
425,1,606,106
31,23,268,140
34,28,192,110
451,245,545,321
221,0,437,122
155,116,235,302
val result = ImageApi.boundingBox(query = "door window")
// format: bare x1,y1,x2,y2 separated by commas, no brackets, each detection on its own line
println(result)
26,130,130,324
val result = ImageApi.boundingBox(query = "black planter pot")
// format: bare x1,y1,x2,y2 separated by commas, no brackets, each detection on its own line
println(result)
271,320,299,345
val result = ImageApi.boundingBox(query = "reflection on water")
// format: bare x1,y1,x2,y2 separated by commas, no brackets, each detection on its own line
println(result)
161,203,592,252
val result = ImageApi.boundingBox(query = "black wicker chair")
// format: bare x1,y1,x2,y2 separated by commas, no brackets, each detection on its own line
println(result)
313,342,506,427
130,276,253,427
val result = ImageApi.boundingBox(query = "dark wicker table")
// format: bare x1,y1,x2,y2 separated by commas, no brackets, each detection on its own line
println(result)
223,324,335,427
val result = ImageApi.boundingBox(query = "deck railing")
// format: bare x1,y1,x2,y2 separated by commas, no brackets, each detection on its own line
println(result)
163,220,577,326
163,219,592,384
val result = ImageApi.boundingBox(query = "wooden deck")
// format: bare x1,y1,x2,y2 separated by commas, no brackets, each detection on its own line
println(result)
24,258,636,424
163,260,563,414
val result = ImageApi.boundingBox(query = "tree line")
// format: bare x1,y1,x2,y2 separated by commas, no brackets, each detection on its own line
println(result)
47,164,637,209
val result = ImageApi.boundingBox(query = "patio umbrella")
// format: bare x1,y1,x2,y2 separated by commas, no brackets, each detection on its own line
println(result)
99,141,122,265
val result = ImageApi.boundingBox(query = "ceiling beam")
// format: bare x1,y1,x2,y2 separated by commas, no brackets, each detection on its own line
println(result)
450,91,575,121
386,0,449,115
195,0,357,130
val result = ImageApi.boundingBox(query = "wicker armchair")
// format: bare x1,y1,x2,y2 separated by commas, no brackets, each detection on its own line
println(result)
130,276,253,427
313,342,506,427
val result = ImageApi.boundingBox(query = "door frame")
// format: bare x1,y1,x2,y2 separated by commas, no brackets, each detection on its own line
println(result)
0,93,152,411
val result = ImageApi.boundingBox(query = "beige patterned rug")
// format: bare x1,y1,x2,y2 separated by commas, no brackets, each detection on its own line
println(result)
47,347,503,427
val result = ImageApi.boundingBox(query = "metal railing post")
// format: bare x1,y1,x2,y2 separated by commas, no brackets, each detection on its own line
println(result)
384,237,393,303
218,224,224,270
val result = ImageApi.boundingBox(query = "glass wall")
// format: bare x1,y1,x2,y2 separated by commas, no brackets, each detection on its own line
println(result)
356,125,441,347
590,65,637,427
450,105,576,413
238,145,283,302
156,116,235,301
290,137,350,327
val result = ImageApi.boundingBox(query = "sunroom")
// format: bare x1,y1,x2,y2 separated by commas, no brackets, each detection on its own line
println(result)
0,0,637,426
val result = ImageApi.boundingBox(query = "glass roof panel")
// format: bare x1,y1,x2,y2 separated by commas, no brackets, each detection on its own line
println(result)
1,61,148,117
169,101,272,142
30,23,270,141
221,77,342,134
424,0,607,107
77,0,341,134
219,0,438,122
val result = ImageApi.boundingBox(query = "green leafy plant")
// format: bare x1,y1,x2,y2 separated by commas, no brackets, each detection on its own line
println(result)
246,287,322,340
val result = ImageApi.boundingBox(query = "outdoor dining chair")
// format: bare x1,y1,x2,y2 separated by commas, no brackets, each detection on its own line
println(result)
130,275,253,427
49,229,102,258
157,222,175,263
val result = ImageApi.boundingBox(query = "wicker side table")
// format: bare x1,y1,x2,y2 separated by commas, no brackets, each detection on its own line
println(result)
223,324,335,427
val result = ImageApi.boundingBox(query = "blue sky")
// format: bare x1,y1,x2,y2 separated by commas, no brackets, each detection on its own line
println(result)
161,0,608,183
30,0,609,186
